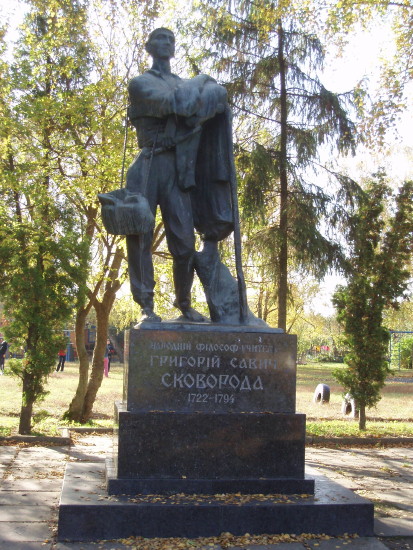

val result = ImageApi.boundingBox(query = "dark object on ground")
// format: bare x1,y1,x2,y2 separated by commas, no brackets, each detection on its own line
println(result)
342,392,359,418
313,383,330,404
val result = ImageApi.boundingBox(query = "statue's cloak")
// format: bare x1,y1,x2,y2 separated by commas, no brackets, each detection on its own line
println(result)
190,106,234,242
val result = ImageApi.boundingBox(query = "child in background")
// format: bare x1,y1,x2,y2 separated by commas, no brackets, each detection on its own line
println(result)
56,349,66,372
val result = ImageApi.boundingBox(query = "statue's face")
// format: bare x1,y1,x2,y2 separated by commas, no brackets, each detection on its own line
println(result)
147,30,175,60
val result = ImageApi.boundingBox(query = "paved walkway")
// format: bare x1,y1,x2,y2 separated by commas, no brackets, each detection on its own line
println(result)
0,435,411,549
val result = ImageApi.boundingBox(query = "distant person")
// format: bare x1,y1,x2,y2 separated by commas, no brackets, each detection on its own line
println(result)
56,349,66,372
0,340,7,374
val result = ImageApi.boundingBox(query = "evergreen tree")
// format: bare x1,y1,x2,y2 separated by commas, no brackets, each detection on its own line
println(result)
180,0,359,330
0,2,89,433
333,174,413,429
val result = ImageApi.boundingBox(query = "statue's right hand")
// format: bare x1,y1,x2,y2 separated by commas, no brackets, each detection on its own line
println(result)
159,136,176,148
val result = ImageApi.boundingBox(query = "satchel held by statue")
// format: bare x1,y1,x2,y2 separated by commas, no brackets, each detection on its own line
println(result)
97,189,155,236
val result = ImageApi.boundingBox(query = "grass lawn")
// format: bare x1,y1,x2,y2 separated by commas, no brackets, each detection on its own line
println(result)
0,361,124,436
297,361,413,437
0,359,412,437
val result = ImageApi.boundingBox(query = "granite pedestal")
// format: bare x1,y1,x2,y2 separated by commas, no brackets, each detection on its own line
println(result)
58,463,374,541
109,324,313,494
58,323,374,540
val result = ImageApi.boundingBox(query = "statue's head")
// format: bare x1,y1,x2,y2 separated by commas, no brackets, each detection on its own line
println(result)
145,28,175,60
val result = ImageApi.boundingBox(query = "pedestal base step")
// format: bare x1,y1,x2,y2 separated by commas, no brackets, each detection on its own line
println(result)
58,463,374,541
106,458,315,495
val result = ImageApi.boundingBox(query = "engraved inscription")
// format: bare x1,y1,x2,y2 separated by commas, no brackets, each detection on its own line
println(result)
151,337,272,407
161,372,264,393
150,355,220,368
127,330,297,413
230,357,276,369
187,393,235,404
150,341,192,351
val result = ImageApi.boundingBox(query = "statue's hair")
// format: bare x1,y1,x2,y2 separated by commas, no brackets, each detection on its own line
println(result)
146,27,174,48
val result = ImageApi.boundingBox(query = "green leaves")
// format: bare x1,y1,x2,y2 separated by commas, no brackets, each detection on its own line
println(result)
0,0,95,432
333,175,413,429
180,1,359,328
326,0,413,146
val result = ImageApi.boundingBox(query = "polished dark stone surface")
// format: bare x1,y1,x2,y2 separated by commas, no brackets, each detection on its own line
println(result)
124,327,297,413
106,457,315,495
58,463,374,541
114,403,306,480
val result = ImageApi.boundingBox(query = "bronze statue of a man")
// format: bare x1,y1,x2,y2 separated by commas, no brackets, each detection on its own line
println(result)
126,28,234,323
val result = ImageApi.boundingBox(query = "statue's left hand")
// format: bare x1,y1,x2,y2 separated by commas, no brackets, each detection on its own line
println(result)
175,84,201,117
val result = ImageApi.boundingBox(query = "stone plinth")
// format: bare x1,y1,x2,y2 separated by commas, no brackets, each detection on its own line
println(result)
58,463,375,541
110,324,311,495
108,402,314,494
123,325,297,414
58,322,375,541
115,405,305,479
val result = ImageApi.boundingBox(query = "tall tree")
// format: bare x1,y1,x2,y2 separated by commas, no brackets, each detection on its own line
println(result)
0,0,127,427
2,0,171,427
0,2,89,432
180,0,359,330
64,0,163,422
333,174,413,429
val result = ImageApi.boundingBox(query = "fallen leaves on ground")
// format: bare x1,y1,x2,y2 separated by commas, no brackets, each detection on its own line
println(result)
104,492,313,506
99,532,360,549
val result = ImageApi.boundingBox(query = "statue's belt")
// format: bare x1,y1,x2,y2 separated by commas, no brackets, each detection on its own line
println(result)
141,126,201,158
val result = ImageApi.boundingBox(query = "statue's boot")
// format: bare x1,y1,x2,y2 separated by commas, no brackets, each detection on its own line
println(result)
134,296,162,327
140,308,162,323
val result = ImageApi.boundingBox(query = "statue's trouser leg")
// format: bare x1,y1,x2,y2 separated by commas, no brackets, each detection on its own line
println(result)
158,169,196,314
172,256,194,312
126,149,195,314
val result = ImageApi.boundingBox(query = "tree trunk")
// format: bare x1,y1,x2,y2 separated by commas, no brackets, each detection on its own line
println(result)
18,403,34,435
18,371,35,435
263,289,271,322
257,285,263,320
80,300,111,423
79,246,123,422
358,402,366,430
64,243,124,423
63,307,90,421
277,19,289,332
62,200,99,421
